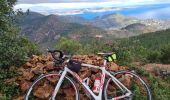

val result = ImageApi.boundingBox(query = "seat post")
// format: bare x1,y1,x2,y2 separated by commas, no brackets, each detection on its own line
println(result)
103,60,107,67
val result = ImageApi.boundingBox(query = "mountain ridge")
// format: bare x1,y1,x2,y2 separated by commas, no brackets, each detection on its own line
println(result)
18,12,170,50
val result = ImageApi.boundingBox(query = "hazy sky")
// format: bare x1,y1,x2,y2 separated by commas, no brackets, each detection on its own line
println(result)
17,0,111,3
17,0,170,4
15,0,170,16
16,0,170,8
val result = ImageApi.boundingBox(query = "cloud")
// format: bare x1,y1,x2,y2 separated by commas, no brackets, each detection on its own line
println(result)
132,7,170,20
14,2,123,15
15,0,165,10
14,0,170,15
15,2,120,11
28,7,122,16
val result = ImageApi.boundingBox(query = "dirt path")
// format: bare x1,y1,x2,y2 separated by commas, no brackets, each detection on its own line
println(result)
143,63,170,72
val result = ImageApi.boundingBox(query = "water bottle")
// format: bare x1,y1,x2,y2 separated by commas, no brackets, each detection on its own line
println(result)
93,77,101,93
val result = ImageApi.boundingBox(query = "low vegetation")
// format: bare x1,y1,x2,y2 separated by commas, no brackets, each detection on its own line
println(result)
0,0,39,99
117,29,170,63
129,65,170,100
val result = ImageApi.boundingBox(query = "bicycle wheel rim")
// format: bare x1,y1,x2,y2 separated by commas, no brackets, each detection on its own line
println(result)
25,73,79,100
104,71,152,100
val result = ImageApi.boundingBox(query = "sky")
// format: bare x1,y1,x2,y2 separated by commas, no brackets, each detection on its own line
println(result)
16,0,170,11
17,0,170,4
14,0,170,19
17,0,113,3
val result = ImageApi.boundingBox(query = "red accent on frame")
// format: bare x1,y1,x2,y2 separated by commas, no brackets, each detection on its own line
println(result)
100,74,105,90
73,72,83,83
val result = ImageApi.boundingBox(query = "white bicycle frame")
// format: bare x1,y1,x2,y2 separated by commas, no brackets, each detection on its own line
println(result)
52,60,132,100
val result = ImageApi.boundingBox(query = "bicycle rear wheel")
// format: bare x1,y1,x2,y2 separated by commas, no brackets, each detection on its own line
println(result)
25,73,80,100
104,71,152,100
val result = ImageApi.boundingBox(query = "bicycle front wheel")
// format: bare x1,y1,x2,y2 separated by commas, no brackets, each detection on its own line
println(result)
25,73,80,100
104,71,152,100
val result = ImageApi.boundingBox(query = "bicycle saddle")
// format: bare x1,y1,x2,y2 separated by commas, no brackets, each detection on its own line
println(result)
97,52,113,56
98,52,116,62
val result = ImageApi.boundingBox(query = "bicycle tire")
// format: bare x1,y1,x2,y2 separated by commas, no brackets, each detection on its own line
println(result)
25,73,80,100
103,70,152,100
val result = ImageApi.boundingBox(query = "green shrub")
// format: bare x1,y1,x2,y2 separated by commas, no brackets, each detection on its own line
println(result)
115,47,133,66
0,34,39,68
117,29,170,63
160,44,170,64
147,50,161,63
0,95,9,100
0,0,39,69
0,1,39,98
55,37,82,54
0,68,19,99
129,65,170,100
149,75,170,100
0,82,20,99
55,38,114,54
79,40,112,54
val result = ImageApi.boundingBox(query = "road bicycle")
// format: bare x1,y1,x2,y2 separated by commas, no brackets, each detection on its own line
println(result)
25,50,152,100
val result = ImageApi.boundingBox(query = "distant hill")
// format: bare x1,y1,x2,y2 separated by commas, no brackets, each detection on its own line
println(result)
122,23,157,34
92,13,140,29
92,13,170,30
123,23,146,30
19,12,44,25
19,13,107,49
119,29,170,50
18,12,170,50
20,12,170,30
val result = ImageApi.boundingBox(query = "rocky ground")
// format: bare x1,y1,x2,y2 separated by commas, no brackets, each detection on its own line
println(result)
12,54,129,100
4,54,169,100
4,53,169,100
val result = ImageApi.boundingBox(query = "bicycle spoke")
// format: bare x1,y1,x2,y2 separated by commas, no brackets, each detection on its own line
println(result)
25,74,79,100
